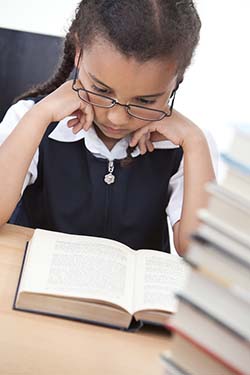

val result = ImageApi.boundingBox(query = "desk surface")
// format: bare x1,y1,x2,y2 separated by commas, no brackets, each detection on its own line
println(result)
0,224,170,375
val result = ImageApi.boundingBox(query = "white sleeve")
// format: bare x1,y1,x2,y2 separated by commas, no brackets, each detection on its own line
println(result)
0,100,39,194
166,130,219,227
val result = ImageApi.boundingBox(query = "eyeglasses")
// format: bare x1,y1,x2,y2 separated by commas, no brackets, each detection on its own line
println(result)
72,57,178,122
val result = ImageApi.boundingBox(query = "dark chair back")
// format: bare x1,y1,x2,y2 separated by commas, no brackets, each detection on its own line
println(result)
0,27,63,121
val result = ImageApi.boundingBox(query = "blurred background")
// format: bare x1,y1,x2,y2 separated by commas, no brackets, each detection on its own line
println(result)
0,0,249,179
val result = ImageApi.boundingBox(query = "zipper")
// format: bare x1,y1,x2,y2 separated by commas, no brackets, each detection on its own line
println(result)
103,160,115,236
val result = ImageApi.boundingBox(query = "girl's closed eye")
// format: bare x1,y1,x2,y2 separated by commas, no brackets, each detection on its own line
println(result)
91,84,156,106
91,84,112,95
136,97,156,106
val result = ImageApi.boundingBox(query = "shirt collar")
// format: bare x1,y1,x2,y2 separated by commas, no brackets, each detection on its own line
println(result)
48,116,179,160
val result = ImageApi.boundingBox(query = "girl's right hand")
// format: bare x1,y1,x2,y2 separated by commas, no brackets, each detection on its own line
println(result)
34,80,94,132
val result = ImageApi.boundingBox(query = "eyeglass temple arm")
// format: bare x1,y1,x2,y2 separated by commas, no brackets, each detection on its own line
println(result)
72,50,83,85
170,77,183,97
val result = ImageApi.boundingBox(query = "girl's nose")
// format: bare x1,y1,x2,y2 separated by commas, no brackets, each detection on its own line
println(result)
106,103,129,126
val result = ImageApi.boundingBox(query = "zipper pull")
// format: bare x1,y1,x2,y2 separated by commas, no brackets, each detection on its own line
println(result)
104,160,115,184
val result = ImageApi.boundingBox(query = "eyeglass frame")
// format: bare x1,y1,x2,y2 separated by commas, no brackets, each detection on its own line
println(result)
72,53,179,122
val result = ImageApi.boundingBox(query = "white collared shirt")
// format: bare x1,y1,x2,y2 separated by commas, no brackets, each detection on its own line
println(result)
0,99,219,227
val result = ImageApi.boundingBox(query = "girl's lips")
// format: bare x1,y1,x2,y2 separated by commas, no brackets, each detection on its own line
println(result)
97,122,127,134
93,120,129,138
104,125,122,133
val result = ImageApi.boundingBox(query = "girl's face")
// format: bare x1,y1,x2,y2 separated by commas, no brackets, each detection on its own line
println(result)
77,40,178,147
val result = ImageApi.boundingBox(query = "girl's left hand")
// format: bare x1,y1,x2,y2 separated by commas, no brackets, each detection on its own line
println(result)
130,109,204,154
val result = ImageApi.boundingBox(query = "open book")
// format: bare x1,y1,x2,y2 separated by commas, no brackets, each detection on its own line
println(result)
14,229,188,330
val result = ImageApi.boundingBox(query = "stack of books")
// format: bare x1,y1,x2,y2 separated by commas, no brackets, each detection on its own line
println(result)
161,126,250,375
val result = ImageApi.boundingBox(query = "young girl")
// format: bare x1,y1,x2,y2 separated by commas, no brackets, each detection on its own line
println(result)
0,0,217,256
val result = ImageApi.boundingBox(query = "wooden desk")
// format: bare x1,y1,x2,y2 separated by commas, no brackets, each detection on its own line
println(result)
0,224,170,375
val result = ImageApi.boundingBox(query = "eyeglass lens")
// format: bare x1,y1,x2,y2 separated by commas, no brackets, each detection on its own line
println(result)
77,89,167,120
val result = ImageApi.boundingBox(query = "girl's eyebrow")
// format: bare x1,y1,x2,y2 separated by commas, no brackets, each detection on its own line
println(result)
138,92,166,98
88,72,166,98
88,72,111,89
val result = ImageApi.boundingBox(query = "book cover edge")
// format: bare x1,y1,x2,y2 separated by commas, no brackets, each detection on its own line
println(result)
12,241,143,332
166,323,247,375
188,233,250,270
176,294,250,342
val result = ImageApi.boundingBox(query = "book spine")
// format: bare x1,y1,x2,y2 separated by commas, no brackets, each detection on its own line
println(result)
167,323,247,375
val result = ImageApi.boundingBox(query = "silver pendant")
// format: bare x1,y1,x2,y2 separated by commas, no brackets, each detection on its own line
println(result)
104,173,115,184
104,161,115,184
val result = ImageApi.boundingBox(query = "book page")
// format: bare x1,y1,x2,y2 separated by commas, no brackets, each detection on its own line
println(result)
133,250,189,314
19,229,136,312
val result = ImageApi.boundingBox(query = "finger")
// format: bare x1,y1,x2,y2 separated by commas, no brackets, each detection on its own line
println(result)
138,135,148,155
72,122,83,134
68,110,87,130
67,108,85,125
78,113,88,130
71,109,81,117
83,104,94,131
146,139,154,152
70,107,89,132
150,131,162,142
70,109,83,120
67,117,80,128
130,125,156,147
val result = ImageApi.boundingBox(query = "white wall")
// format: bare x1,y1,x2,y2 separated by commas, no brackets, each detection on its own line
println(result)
178,1,250,153
1,0,249,173
0,0,79,37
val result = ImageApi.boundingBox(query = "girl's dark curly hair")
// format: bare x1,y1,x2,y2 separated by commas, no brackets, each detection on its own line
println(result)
16,0,201,101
